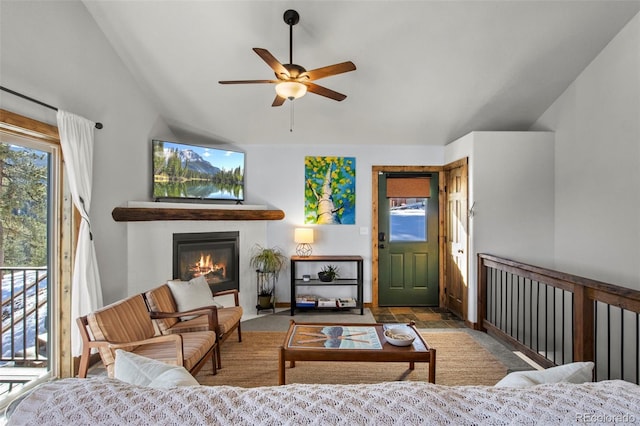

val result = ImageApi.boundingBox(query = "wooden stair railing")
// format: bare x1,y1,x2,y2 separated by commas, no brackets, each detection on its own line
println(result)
477,253,640,384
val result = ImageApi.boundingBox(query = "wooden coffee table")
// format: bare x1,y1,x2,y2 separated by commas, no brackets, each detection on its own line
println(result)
278,320,436,385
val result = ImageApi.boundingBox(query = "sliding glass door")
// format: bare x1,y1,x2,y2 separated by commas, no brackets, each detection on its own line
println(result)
0,132,58,401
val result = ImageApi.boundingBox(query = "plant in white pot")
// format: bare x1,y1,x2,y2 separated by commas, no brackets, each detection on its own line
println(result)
249,245,287,310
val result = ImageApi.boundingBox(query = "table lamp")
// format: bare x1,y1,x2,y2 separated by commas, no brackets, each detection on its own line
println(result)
294,228,314,257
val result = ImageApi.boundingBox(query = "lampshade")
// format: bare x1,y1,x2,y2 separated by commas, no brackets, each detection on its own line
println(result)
294,228,314,244
294,228,314,257
275,81,307,100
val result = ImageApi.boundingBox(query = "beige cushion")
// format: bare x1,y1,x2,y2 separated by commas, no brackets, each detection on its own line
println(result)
495,362,594,388
114,349,199,388
164,306,243,337
136,330,216,372
163,315,211,335
217,306,243,336
167,276,223,320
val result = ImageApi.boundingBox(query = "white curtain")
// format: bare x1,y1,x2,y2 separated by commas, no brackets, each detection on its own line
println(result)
57,110,103,356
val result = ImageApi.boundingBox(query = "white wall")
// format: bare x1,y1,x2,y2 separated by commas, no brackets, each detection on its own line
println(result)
246,144,444,304
123,144,444,316
532,13,640,290
0,1,175,304
472,132,555,267
445,131,555,322
0,1,446,308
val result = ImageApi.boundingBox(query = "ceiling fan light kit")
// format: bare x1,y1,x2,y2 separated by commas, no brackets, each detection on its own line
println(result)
275,81,307,100
219,9,356,107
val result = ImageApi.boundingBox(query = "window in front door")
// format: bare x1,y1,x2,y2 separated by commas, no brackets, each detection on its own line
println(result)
389,198,427,242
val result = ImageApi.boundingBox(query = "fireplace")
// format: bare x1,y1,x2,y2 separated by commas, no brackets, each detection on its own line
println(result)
173,231,239,292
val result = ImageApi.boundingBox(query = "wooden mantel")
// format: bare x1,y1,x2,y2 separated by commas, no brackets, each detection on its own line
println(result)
112,203,285,222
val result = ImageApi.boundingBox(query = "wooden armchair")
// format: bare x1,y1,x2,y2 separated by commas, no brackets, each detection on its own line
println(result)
76,294,217,378
144,285,242,369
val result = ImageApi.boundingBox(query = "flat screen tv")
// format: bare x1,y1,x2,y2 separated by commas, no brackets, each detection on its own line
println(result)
152,139,245,202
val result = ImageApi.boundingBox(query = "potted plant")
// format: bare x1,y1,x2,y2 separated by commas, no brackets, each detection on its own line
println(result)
249,245,287,310
318,265,340,282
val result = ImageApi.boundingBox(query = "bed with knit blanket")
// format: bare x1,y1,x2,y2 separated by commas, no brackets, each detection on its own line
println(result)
7,377,640,425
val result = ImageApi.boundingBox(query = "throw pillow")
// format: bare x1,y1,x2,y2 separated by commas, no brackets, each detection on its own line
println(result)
167,275,223,320
494,361,594,388
113,349,199,388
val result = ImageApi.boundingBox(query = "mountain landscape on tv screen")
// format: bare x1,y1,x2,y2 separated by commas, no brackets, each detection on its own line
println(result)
152,140,244,201
157,147,222,176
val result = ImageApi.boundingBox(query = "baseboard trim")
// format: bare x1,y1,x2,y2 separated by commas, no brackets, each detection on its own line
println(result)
467,320,479,330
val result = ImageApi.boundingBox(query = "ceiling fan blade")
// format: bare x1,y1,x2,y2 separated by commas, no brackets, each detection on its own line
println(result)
218,79,278,84
253,48,289,78
272,95,286,107
301,61,356,81
305,82,347,101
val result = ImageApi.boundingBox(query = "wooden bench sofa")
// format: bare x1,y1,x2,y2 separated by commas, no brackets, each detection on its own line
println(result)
76,293,218,378
143,285,243,369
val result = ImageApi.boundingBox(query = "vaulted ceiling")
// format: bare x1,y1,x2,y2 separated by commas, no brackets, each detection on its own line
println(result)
83,1,640,145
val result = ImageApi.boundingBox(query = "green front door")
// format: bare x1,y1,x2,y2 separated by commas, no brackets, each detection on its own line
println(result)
378,173,439,306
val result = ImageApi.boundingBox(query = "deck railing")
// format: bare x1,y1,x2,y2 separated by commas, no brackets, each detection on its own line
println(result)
0,267,48,396
0,266,48,365
478,254,640,384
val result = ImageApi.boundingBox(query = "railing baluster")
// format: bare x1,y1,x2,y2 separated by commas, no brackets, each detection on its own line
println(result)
535,281,540,353
561,290,565,365
607,305,611,380
489,267,494,325
22,270,27,362
493,268,497,326
635,314,640,383
621,309,625,381
544,283,548,359
504,272,508,335
516,276,521,343
498,270,501,329
529,278,533,349
552,286,556,364
503,270,507,331
35,269,40,361
10,270,16,360
510,272,514,338
594,301,598,381
499,270,504,330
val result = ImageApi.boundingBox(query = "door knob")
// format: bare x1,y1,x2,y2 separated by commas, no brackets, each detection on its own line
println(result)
458,249,464,254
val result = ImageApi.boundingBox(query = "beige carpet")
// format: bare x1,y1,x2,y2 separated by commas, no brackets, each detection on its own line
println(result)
196,330,508,387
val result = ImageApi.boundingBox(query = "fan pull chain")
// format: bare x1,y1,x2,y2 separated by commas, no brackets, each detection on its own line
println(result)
290,100,294,132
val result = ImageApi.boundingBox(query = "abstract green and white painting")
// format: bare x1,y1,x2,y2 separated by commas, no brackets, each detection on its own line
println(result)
304,156,356,224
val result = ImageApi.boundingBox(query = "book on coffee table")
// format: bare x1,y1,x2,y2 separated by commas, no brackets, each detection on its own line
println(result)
288,324,382,350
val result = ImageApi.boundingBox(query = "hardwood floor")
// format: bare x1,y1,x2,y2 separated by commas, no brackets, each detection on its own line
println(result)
370,307,466,329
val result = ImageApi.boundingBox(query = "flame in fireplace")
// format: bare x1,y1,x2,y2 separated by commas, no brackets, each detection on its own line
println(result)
190,253,226,280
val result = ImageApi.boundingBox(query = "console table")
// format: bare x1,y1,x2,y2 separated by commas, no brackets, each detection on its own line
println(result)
290,255,364,316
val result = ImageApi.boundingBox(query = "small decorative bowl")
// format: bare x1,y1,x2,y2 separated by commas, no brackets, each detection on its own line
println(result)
384,327,415,346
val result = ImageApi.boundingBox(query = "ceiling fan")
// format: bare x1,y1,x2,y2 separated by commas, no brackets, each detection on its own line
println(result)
219,9,356,107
